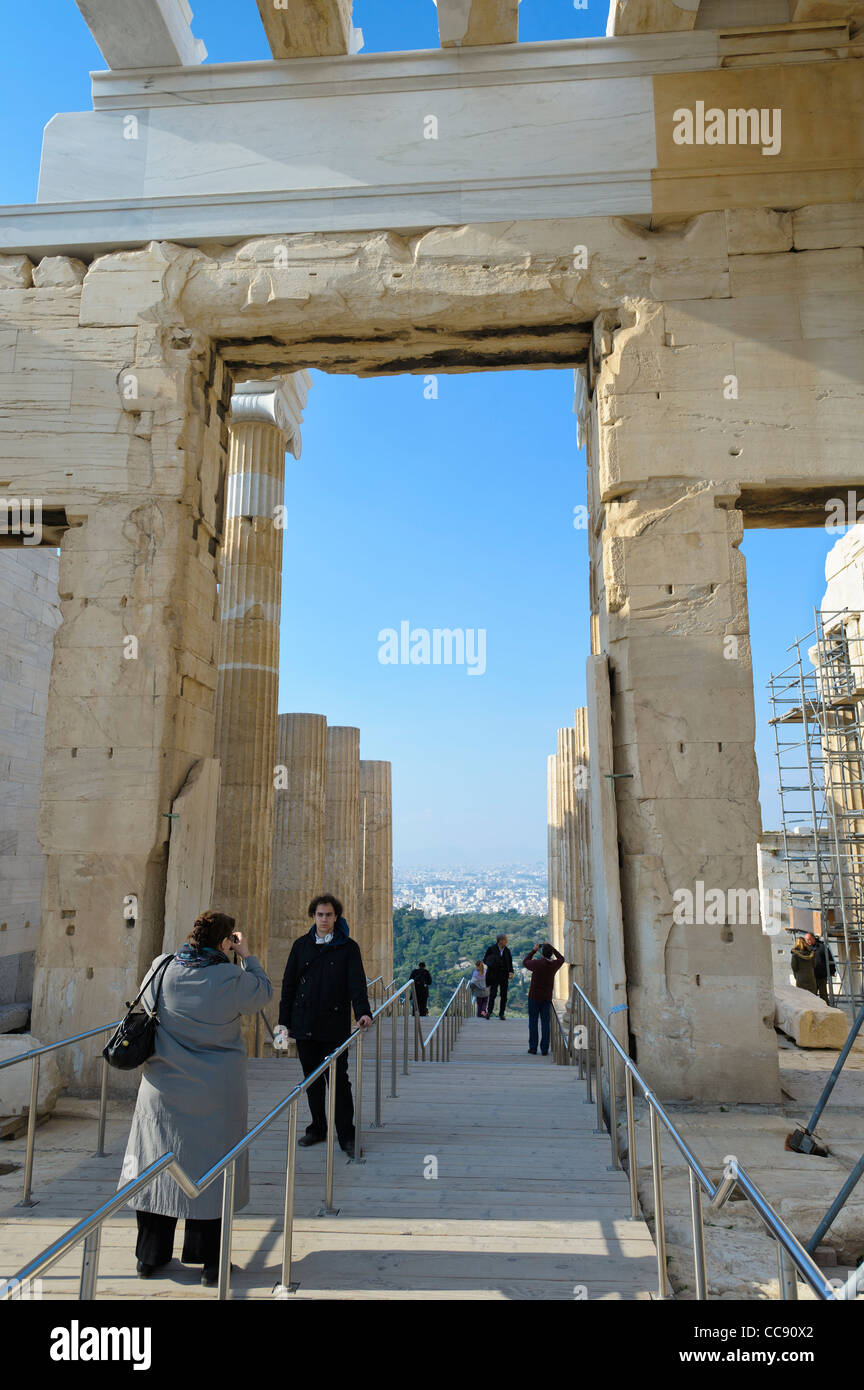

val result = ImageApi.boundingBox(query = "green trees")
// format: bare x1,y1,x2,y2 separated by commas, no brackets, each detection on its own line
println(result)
393,907,548,1015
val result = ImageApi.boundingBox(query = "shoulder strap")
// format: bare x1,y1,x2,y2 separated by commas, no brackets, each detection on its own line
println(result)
127,954,172,1013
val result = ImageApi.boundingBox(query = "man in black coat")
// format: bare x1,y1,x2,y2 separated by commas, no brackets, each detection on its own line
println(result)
483,934,514,1020
409,962,432,1016
275,894,371,1159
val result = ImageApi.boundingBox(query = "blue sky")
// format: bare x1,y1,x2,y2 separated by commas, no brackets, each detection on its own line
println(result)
1,1,840,865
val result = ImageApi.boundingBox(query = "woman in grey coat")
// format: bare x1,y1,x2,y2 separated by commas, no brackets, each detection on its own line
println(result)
118,909,272,1284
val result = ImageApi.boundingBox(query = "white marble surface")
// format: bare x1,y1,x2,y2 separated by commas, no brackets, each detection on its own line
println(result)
75,0,206,70
0,33,726,252
38,74,657,206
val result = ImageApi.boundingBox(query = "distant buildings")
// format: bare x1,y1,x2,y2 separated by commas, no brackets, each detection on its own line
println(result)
393,864,547,917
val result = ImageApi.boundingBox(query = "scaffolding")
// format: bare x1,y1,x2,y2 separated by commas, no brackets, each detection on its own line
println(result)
768,608,864,1013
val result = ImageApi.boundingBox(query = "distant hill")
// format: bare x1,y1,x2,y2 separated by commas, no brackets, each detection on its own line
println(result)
393,906,548,1016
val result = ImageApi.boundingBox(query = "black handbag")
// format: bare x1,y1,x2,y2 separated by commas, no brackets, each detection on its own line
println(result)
102,955,173,1071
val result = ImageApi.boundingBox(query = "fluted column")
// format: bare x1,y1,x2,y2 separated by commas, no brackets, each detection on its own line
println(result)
547,753,567,1001
324,726,362,938
270,713,328,1009
213,373,310,1052
573,707,593,998
361,760,393,988
558,721,591,1001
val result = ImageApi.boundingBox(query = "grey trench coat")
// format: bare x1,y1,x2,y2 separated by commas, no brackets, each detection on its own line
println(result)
118,952,272,1219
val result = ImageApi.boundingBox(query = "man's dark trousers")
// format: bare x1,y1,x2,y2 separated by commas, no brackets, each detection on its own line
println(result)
295,1039,355,1145
528,1000,551,1055
487,978,509,1019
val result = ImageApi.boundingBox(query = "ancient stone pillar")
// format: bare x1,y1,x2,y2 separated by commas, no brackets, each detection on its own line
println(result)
586,296,778,1103
324,726,362,937
547,754,567,1002
360,760,393,990
270,713,328,1005
212,375,310,1013
22,246,231,1088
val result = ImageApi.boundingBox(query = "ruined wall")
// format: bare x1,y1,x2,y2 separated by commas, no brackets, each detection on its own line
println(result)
0,246,229,1086
585,204,864,1100
0,548,60,1021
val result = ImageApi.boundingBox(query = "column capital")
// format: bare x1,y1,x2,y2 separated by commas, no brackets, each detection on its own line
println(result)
230,371,312,458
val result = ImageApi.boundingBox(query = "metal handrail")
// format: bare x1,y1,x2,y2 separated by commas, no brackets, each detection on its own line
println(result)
0,1020,121,1206
560,981,848,1301
1,975,467,1301
419,978,469,1063
0,998,278,1206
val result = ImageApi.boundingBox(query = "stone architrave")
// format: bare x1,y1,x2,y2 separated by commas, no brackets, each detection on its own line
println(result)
360,760,393,989
324,727,362,935
162,758,221,953
212,374,310,1053
270,713,328,1013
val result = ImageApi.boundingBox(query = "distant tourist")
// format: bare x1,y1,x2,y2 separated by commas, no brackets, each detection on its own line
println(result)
274,894,371,1159
483,934,514,1020
469,960,490,1017
791,935,818,995
410,961,432,1016
805,931,837,1004
523,942,565,1055
120,910,273,1286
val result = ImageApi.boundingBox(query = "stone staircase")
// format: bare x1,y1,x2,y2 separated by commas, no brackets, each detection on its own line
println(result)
0,1016,656,1300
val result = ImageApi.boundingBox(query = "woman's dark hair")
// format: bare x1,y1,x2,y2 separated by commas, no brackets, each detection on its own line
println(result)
308,893,343,918
189,910,236,951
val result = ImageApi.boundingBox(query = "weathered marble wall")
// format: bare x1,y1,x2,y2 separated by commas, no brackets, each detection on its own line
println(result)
0,549,60,1023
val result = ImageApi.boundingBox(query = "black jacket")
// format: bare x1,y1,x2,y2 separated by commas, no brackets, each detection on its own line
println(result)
483,944,513,982
410,968,431,994
279,927,371,1042
812,939,836,981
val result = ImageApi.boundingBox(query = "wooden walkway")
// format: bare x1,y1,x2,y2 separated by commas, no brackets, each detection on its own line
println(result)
0,1016,656,1300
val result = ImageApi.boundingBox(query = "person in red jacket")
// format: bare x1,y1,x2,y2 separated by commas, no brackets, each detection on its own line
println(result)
523,942,565,1055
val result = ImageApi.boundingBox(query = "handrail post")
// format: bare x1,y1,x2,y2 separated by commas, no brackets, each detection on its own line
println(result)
322,1056,338,1213
689,1169,708,1300
625,1067,639,1220
218,1160,235,1299
17,1055,40,1208
373,1012,383,1127
593,1017,604,1134
567,986,575,1065
96,1053,109,1157
354,1031,364,1162
78,1226,101,1299
649,1103,668,1299
402,989,409,1075
390,997,398,1098
583,1004,592,1104
777,1244,799,1300
577,992,585,1081
607,1043,619,1169
412,983,422,1060
279,1101,298,1291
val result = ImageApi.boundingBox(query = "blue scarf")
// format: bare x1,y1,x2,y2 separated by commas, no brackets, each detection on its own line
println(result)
175,943,230,968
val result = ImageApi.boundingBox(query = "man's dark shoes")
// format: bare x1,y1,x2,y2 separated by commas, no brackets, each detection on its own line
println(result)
137,1259,170,1278
201,1263,235,1287
298,1132,326,1147
527,1049,537,1055
341,1139,356,1159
